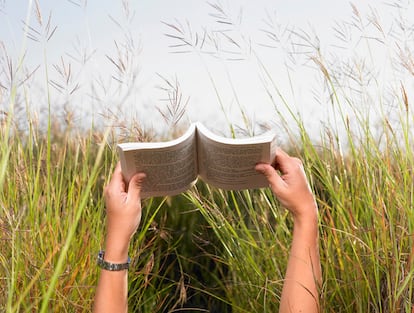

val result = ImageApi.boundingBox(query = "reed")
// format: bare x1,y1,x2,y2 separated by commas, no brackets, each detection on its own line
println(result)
1,1,414,312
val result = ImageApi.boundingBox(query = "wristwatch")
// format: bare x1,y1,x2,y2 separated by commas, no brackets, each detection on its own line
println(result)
97,250,131,271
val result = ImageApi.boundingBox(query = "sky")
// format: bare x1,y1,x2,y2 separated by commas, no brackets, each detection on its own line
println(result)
1,0,413,138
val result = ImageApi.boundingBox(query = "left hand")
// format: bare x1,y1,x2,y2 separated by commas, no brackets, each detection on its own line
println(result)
103,162,146,260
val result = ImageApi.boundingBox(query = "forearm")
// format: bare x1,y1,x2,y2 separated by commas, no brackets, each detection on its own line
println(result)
279,205,321,313
94,165,144,312
93,240,130,313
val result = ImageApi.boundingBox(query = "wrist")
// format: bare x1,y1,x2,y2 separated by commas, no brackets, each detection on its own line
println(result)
104,236,131,263
292,203,318,229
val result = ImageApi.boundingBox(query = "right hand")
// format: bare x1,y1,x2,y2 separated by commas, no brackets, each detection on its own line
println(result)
255,149,317,222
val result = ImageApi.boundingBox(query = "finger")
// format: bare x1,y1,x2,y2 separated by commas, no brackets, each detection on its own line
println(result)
127,172,146,204
255,163,286,190
104,162,125,194
273,148,289,166
275,147,289,158
112,162,123,179
109,162,123,181
275,149,301,176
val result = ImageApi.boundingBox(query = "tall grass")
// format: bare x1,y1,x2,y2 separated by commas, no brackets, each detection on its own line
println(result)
1,1,414,312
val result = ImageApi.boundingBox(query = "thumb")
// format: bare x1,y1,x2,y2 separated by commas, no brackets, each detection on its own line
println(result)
127,173,146,203
255,163,286,190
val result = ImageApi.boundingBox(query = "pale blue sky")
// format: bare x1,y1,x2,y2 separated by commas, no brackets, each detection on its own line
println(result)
1,1,413,136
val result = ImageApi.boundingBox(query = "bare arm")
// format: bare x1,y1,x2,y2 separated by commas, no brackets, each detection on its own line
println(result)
256,149,321,313
93,163,146,313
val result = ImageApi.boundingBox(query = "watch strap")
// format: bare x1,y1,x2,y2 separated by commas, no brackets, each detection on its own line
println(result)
97,250,130,271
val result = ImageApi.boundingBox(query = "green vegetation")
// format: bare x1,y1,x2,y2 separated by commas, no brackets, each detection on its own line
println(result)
1,1,414,312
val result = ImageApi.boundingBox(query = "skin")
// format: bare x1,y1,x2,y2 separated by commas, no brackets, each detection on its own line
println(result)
93,149,321,313
255,149,321,313
93,163,146,313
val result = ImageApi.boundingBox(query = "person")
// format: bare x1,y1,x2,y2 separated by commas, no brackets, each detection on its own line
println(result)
92,148,321,313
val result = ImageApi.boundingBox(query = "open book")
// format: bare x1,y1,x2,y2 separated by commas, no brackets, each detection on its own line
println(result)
117,122,277,198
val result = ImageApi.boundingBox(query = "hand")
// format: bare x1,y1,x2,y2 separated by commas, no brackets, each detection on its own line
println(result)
103,162,146,261
257,150,321,313
255,149,317,223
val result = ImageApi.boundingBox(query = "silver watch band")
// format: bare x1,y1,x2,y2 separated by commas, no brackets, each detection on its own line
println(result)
97,250,130,271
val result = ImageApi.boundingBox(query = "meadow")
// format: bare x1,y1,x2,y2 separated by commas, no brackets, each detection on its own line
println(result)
1,1,414,312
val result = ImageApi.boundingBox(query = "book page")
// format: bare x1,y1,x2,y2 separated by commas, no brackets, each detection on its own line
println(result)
117,124,198,198
196,122,277,190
